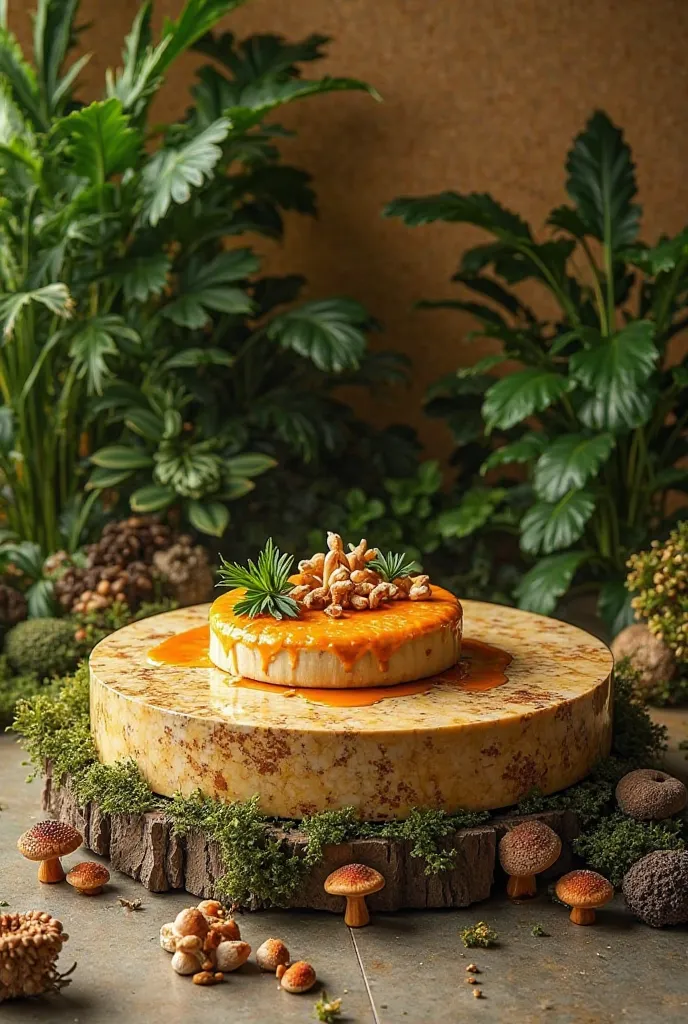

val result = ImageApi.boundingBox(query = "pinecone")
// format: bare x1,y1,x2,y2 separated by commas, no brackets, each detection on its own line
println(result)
87,516,173,568
153,535,215,607
0,583,28,627
0,911,71,1001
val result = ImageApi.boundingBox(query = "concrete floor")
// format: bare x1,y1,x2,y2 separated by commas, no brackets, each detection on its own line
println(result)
1,734,687,1023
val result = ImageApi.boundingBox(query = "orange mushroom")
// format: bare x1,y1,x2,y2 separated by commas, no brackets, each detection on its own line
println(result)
324,863,385,927
66,861,110,895
555,869,613,925
17,820,82,884
498,820,562,899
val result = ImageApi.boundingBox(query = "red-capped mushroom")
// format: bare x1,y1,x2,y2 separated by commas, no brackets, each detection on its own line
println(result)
17,820,82,884
324,863,385,927
498,820,562,899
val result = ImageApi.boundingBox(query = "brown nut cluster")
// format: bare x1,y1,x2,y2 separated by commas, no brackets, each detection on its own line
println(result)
0,911,70,1002
289,533,432,617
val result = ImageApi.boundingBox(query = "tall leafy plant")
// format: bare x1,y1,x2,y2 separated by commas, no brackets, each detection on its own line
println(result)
386,112,688,630
0,0,380,550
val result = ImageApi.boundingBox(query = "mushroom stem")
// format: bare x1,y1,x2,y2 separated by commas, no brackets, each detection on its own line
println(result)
344,895,370,928
38,857,66,884
72,884,104,896
569,907,596,926
506,874,536,899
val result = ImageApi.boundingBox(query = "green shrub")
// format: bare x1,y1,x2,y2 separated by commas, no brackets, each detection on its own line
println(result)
4,618,79,680
626,524,688,662
573,813,686,887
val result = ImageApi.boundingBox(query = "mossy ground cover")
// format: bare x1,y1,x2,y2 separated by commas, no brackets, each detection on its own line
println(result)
9,655,686,907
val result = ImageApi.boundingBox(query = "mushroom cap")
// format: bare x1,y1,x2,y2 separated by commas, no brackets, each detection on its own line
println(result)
498,820,562,877
324,863,385,897
65,861,110,891
214,939,251,973
555,870,613,909
615,769,687,821
256,937,290,971
280,960,317,993
174,907,209,939
17,820,82,861
622,850,688,927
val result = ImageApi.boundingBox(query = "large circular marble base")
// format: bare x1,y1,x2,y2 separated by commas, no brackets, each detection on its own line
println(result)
90,601,613,819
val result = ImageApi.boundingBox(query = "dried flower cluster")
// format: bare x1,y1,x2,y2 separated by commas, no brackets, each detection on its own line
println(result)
289,532,432,619
0,911,72,1002
626,524,688,661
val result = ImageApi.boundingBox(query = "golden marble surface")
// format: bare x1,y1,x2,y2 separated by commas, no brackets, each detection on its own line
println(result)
90,601,613,818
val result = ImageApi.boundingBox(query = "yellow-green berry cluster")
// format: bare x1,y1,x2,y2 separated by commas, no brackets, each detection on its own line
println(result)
626,523,688,661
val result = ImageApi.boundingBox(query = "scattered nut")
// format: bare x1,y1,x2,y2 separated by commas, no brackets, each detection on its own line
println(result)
256,938,290,972
176,935,203,954
171,950,203,976
324,603,344,619
160,922,177,953
214,939,251,973
473,988,484,999
466,964,480,974
192,970,217,986
467,977,478,985
174,908,208,940
350,594,369,611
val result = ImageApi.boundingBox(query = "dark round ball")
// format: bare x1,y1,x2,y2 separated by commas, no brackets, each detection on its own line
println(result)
615,769,687,821
622,850,688,927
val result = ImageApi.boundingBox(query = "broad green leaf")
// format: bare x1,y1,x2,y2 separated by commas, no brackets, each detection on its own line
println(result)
226,75,380,132
436,487,507,539
218,478,255,500
165,347,235,369
114,252,171,302
55,98,140,183
27,578,56,618
161,248,258,328
130,484,176,513
69,315,139,395
0,283,72,339
33,0,82,116
91,445,154,470
565,110,639,251
570,320,659,429
1,540,43,577
225,452,276,477
623,228,688,275
457,354,507,378
0,26,44,130
546,204,589,238
187,498,229,537
515,551,588,615
480,433,547,474
520,490,596,555
482,369,574,431
124,408,164,441
533,433,615,502
86,466,134,490
266,298,369,373
142,118,230,226
598,579,635,637
384,192,532,239
193,30,328,80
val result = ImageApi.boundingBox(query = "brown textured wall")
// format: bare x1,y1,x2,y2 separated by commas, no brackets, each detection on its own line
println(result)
11,0,688,459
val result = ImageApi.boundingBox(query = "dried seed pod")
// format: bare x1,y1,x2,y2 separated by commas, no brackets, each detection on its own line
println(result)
303,587,329,610
353,581,374,596
324,603,344,619
299,553,325,576
369,583,397,609
347,539,368,571
289,573,322,588
350,569,380,586
350,594,369,611
330,580,354,607
328,566,351,586
288,585,312,602
409,584,432,601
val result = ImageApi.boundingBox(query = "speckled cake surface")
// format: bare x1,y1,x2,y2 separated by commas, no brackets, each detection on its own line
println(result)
90,600,613,819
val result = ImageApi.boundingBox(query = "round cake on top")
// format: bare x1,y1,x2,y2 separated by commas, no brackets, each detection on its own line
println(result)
209,533,463,689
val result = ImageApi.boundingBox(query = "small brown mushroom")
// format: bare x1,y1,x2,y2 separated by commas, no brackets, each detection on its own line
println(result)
280,960,317,994
324,863,385,927
197,899,224,920
17,820,82,884
66,861,110,895
256,938,290,972
174,907,208,940
214,939,251,972
171,950,203,975
615,768,687,821
498,820,562,899
555,869,613,925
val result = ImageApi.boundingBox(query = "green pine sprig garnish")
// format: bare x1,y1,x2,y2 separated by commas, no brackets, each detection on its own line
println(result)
368,549,418,583
217,538,300,620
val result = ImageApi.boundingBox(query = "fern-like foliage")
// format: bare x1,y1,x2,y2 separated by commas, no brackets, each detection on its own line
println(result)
217,538,299,619
368,549,417,582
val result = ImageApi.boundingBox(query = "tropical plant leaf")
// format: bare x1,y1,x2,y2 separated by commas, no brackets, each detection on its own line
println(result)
33,0,83,116
130,484,176,513
514,551,588,615
598,579,635,637
520,490,596,555
114,252,171,303
436,487,507,539
142,117,230,226
482,369,574,431
225,452,276,477
193,30,328,81
565,110,640,251
231,164,317,214
55,99,140,183
0,26,44,129
384,192,532,240
480,433,547,474
161,249,257,328
165,347,235,370
456,354,507,378
533,433,616,502
266,298,369,372
86,466,134,490
226,75,379,132
0,283,72,339
546,204,589,238
124,407,164,441
27,578,56,618
187,498,229,537
68,315,139,394
91,445,154,470
623,228,688,275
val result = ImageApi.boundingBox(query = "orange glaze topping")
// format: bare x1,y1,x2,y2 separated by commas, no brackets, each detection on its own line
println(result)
148,625,212,668
208,585,463,674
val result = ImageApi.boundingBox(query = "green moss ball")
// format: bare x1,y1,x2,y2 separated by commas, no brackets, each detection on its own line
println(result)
4,617,79,680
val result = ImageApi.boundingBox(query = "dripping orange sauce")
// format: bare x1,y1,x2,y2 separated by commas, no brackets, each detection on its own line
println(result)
148,626,511,707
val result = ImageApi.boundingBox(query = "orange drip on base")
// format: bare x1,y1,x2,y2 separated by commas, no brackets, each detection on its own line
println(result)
147,627,511,707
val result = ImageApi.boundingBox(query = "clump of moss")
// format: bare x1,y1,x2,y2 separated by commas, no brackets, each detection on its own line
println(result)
611,658,668,764
5,617,80,680
626,524,688,661
166,791,304,907
74,758,154,815
460,921,498,948
301,807,361,866
366,808,490,874
573,812,687,887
